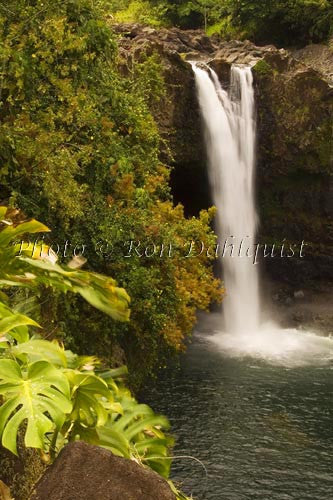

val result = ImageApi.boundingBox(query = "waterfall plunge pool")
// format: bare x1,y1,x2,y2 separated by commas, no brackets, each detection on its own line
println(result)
143,314,333,500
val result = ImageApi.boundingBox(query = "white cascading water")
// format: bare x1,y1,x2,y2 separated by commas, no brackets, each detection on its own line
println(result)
192,62,333,366
192,63,259,334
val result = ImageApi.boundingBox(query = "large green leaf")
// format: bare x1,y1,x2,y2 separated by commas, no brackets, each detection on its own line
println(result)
11,257,131,321
0,314,40,336
0,303,34,345
97,425,131,458
66,371,111,428
97,395,172,478
0,359,72,455
12,338,67,366
0,219,50,247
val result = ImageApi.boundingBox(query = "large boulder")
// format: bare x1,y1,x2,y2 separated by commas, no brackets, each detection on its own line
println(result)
30,441,176,500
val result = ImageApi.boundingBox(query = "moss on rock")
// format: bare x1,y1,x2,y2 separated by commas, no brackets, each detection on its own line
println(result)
0,438,46,500
253,59,273,75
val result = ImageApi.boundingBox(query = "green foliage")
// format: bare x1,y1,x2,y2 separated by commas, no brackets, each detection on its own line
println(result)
0,207,130,321
0,359,71,455
0,319,173,476
207,0,333,46
110,0,220,30
226,0,333,46
176,0,217,30
0,208,174,484
110,0,333,45
110,0,169,26
0,0,221,382
3,335,175,476
253,59,273,76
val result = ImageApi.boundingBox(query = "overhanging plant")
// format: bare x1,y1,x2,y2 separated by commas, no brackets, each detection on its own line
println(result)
0,206,130,322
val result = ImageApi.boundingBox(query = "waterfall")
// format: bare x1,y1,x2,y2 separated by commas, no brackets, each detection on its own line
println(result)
192,63,260,334
191,62,333,365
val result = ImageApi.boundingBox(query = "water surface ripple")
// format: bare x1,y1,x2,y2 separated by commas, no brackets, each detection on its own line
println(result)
144,321,333,499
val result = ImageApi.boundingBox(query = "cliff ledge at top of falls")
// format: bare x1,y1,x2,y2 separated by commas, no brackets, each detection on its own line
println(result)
113,23,333,84
113,24,333,287
112,22,281,62
113,23,332,164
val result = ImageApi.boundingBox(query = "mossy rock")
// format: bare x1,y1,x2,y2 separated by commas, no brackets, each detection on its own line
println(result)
0,431,46,500
253,59,273,75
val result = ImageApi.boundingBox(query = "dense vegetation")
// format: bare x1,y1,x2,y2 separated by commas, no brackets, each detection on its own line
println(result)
0,0,221,385
0,208,189,499
0,1,330,499
0,0,330,391
110,0,333,46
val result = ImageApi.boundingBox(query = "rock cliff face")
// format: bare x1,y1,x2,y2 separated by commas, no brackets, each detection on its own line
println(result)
114,24,333,286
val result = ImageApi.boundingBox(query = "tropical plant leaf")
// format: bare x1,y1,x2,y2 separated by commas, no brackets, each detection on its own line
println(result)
0,219,50,247
66,371,111,428
99,365,128,381
0,314,40,335
0,359,72,455
0,303,34,344
97,398,172,477
12,338,67,366
16,258,131,322
97,425,131,458
65,351,101,371
0,209,130,322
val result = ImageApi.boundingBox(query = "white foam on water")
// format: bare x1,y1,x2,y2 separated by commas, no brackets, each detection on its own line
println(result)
209,325,333,367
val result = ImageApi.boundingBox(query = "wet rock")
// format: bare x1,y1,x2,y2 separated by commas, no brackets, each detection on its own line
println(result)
30,441,176,500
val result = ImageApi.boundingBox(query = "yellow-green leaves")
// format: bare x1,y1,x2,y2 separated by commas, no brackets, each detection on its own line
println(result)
0,0,221,380
0,329,172,478
97,397,172,478
0,359,72,455
19,257,131,321
0,302,33,345
0,312,39,336
0,207,130,321
0,209,132,459
66,371,111,429
12,338,67,366
0,213,49,247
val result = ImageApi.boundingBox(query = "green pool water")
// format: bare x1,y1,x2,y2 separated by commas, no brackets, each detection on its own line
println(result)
144,315,333,499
